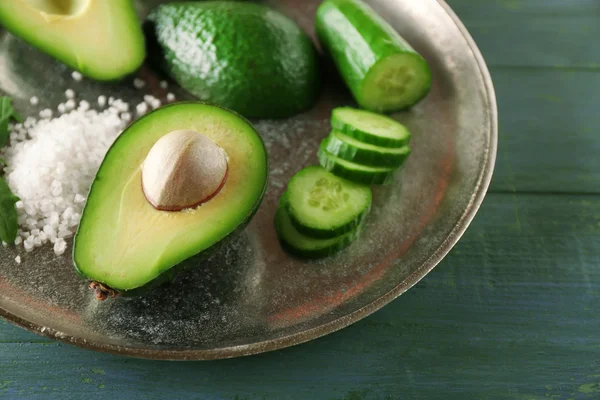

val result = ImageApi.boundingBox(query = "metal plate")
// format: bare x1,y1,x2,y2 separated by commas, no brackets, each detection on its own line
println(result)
0,0,496,360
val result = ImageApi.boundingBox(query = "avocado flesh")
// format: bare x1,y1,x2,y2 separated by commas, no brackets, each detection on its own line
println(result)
73,103,268,293
146,2,321,118
0,0,145,80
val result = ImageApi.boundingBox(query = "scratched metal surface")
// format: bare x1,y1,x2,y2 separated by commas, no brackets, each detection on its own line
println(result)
0,0,495,360
4,0,600,399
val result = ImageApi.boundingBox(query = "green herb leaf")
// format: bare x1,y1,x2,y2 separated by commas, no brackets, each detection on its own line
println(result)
0,176,19,244
0,96,23,147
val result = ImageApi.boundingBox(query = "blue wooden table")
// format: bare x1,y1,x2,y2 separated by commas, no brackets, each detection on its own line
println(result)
2,1,600,398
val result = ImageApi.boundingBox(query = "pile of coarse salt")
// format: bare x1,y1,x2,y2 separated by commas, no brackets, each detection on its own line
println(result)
4,100,129,255
2,74,178,259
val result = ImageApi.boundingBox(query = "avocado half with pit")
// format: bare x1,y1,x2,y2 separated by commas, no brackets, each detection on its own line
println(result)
0,0,145,81
73,103,269,300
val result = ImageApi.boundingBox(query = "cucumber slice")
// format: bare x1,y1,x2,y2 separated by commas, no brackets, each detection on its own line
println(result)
323,131,411,168
331,107,411,148
318,146,397,185
275,204,361,258
286,166,371,239
316,0,431,112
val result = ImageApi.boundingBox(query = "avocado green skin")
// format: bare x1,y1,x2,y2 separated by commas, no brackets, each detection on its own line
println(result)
79,217,258,299
145,2,322,119
73,102,269,298
315,0,432,111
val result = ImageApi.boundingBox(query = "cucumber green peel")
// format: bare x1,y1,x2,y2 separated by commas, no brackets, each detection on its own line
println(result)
323,131,411,168
331,107,411,148
318,146,397,185
275,195,362,258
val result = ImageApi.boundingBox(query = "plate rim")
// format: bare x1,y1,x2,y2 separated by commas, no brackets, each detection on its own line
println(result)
0,0,498,361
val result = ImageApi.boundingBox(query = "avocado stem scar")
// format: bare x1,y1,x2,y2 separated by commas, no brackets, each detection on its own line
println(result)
89,281,119,301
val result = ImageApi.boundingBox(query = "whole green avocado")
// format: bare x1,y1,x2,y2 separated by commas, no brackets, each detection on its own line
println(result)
146,2,321,118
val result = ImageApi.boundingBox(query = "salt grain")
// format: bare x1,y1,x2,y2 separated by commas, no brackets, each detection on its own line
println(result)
150,99,161,109
53,238,67,256
58,229,72,239
65,89,76,99
71,71,83,81
160,81,169,89
121,112,132,122
97,95,107,107
113,99,129,112
166,93,176,102
133,78,146,89
79,100,90,111
136,102,148,115
24,117,36,128
39,109,53,119
65,99,76,111
29,96,39,106
14,255,21,264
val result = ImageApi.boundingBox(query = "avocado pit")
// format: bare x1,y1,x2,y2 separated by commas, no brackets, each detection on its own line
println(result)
23,0,90,16
142,129,228,212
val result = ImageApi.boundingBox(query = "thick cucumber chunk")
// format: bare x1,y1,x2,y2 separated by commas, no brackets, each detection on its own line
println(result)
331,107,411,148
361,52,431,112
318,146,397,185
324,131,411,168
275,200,362,258
286,166,372,239
316,0,432,112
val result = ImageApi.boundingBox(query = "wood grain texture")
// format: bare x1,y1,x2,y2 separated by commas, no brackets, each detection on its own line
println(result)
0,319,47,343
449,0,600,18
489,68,600,194
450,0,600,69
2,1,600,399
1,194,600,399
465,16,600,68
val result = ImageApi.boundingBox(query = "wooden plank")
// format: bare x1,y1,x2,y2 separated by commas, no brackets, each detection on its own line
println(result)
446,0,600,68
448,0,600,18
490,68,600,193
463,16,600,68
0,319,49,343
1,193,599,399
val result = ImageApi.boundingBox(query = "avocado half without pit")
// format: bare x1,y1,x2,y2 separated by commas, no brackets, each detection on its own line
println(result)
0,0,145,80
73,103,269,300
